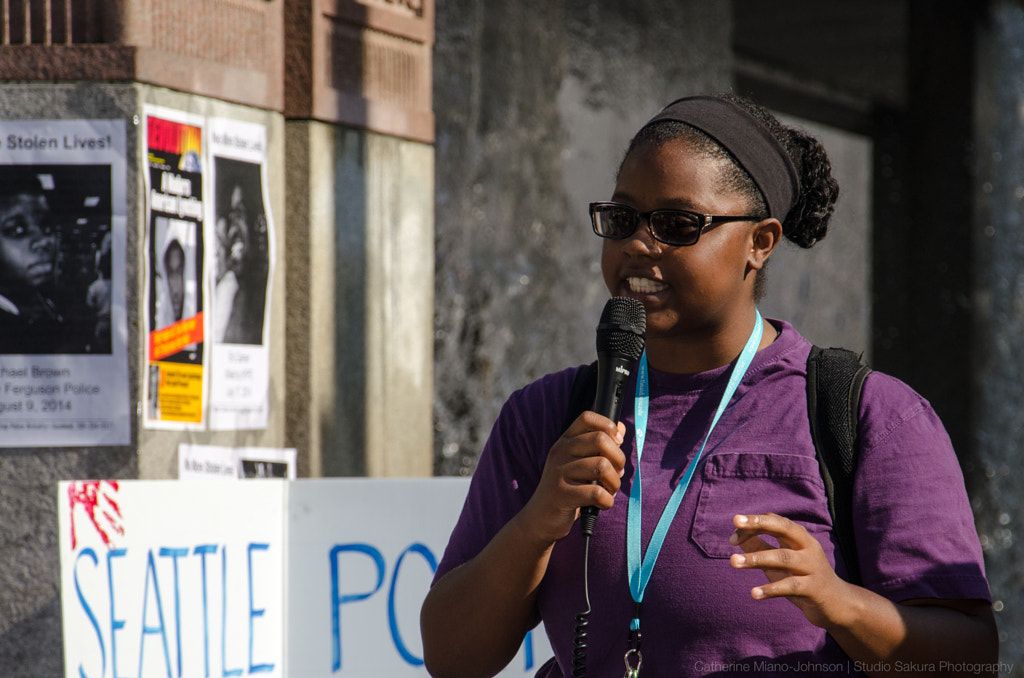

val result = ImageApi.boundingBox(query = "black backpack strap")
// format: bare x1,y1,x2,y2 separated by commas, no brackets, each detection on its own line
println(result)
564,361,599,431
806,345,872,586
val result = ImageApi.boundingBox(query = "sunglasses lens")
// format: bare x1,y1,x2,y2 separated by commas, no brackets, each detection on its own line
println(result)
651,211,701,245
592,204,637,239
591,204,704,245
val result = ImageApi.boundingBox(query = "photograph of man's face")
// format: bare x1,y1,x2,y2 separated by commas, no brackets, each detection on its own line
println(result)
163,238,186,322
0,180,56,292
0,164,113,355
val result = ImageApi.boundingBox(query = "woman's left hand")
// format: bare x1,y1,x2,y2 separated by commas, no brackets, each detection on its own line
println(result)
728,512,856,631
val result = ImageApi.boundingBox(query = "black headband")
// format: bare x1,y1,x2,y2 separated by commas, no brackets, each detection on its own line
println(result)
644,95,800,221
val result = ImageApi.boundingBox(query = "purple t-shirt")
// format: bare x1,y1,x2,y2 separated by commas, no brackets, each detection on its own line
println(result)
433,320,990,677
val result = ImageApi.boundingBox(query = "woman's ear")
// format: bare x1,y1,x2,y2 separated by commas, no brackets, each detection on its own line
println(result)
748,218,782,271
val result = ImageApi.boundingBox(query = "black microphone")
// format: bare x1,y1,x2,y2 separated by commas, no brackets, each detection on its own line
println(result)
580,297,646,536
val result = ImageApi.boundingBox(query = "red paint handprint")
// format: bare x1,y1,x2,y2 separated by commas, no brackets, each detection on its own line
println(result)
67,480,125,550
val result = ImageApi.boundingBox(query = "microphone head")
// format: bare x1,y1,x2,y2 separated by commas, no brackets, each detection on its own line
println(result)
596,297,646,360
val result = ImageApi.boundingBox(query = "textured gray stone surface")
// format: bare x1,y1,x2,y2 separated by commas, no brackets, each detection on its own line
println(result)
431,0,733,477
972,1,1024,667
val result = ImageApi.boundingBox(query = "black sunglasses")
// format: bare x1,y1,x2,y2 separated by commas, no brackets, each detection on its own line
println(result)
590,201,764,247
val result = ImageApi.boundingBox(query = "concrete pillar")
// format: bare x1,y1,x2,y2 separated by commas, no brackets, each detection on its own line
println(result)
286,122,434,478
0,80,290,674
283,0,435,478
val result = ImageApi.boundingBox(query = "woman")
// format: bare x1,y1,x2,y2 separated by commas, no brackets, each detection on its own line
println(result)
421,94,996,677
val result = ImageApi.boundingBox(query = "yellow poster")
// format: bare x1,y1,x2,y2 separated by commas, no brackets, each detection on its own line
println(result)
143,107,206,429
147,361,203,422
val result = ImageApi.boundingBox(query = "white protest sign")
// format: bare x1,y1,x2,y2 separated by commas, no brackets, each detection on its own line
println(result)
59,480,286,678
58,479,553,678
285,478,550,677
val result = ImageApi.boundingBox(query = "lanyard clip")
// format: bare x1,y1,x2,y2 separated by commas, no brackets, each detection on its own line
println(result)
624,645,642,678
627,626,641,653
624,602,643,677
627,602,642,654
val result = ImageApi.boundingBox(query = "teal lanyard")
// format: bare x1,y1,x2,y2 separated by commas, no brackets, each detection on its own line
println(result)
626,311,764,632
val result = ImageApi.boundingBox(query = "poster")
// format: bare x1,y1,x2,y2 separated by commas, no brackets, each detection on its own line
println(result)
178,443,296,480
0,119,130,446
143,107,206,429
207,119,273,430
58,478,550,678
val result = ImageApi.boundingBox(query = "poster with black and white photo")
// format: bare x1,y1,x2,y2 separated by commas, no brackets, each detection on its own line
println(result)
143,107,207,430
207,118,273,430
0,119,130,446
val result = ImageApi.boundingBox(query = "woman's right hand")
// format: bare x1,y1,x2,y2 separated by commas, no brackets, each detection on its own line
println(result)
421,411,626,678
515,411,627,545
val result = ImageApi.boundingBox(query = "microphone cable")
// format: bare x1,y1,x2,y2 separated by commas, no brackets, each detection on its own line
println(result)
571,512,598,677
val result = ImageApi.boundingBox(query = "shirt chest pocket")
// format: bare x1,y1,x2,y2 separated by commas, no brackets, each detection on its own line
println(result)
690,452,833,559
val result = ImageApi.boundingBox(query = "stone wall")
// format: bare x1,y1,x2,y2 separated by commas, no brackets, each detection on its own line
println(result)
972,1,1024,666
432,0,733,476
